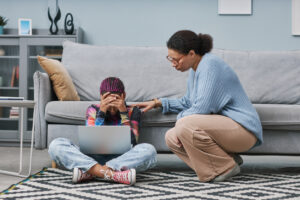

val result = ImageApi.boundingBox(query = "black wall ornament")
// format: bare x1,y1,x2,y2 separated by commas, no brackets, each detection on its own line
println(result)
64,13,74,35
48,1,61,35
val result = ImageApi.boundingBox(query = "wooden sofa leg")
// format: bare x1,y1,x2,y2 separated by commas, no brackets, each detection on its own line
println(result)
51,160,57,168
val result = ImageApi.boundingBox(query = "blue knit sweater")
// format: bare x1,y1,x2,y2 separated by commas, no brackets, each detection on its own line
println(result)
160,53,263,147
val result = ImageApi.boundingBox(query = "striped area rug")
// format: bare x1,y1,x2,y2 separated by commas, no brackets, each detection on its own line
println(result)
1,167,300,200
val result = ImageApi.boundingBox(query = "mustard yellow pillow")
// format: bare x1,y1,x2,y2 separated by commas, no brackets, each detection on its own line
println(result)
37,56,80,101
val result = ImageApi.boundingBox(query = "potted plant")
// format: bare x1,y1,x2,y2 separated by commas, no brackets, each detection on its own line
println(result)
0,16,8,35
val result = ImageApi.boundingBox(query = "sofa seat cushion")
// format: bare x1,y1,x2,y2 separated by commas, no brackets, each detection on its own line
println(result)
254,104,300,130
45,101,98,125
45,101,178,126
45,102,300,130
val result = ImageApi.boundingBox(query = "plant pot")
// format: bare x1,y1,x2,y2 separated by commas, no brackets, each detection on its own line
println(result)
0,26,3,35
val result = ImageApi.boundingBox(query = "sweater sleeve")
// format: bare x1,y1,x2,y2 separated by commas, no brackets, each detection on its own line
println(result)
177,63,231,119
85,104,105,126
86,105,97,126
128,106,142,145
120,112,130,125
95,111,105,126
160,93,190,114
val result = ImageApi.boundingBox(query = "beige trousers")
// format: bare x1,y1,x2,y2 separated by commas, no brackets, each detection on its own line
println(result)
165,114,257,182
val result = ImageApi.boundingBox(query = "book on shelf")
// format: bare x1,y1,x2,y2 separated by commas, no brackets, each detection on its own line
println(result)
45,53,62,57
10,66,15,87
0,97,24,119
10,66,19,87
0,96,24,100
9,106,19,119
44,47,63,57
15,66,19,86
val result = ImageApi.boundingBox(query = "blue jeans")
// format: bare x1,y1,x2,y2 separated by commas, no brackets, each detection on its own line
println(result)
48,137,157,173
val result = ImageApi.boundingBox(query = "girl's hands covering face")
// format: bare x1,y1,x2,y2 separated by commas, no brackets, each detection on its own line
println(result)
100,92,127,113
108,94,127,112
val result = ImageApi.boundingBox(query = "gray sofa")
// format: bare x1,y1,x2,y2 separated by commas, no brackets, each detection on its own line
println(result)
34,41,300,154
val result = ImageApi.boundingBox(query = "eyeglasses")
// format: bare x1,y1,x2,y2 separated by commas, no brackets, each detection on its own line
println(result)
166,55,185,65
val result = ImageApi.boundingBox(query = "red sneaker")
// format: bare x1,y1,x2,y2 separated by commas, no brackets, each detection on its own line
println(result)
72,167,94,183
112,169,136,185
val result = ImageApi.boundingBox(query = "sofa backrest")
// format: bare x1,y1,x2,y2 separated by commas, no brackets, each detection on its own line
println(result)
213,49,300,104
62,41,188,102
62,41,300,104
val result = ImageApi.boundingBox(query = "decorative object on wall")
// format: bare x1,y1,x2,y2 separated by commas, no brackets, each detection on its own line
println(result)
218,0,252,15
64,13,74,35
0,48,5,56
18,18,32,35
292,0,300,35
0,15,8,35
48,0,61,35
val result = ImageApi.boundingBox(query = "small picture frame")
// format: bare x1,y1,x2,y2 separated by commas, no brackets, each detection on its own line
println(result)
218,0,252,15
18,18,32,35
292,0,300,35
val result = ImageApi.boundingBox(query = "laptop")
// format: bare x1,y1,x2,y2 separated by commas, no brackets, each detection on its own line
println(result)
78,126,131,154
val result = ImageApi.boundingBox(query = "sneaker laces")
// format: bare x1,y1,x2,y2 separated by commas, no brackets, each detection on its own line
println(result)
74,168,93,183
79,171,93,182
100,169,114,180
113,171,130,184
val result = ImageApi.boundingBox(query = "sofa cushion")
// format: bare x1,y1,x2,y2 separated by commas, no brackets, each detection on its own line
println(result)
45,101,177,126
37,56,80,101
62,41,188,102
212,49,300,104
254,104,300,130
45,102,300,130
61,43,300,104
45,101,98,125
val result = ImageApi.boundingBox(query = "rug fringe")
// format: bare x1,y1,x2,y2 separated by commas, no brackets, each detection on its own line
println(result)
0,167,48,195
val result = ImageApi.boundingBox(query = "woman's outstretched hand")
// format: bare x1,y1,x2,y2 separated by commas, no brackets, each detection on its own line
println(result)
130,101,156,113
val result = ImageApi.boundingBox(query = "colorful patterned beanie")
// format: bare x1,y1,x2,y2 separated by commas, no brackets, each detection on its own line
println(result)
100,77,125,95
